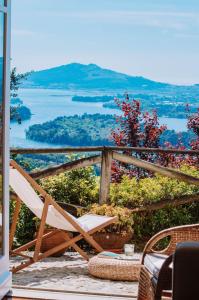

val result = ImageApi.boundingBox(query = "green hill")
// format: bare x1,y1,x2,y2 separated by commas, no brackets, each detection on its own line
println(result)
23,63,171,91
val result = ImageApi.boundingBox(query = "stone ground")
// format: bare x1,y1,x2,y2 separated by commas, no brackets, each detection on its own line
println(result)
10,252,141,298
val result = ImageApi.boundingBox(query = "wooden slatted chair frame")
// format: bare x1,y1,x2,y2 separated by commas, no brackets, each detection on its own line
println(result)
9,160,117,273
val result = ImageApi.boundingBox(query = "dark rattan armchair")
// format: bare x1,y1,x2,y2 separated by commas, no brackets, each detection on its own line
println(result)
138,223,199,300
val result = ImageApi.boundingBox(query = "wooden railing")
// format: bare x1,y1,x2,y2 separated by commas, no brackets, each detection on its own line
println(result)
11,147,199,207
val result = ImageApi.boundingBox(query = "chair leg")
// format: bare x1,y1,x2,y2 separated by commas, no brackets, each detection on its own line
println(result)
12,233,84,273
138,266,155,300
62,232,89,261
154,286,163,300
9,198,21,251
33,199,49,261
12,257,35,273
72,244,89,261
83,234,103,253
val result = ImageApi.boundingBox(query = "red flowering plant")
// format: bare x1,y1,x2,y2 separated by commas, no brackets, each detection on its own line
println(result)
186,108,199,166
188,109,199,150
111,94,167,182
157,105,199,168
111,95,199,182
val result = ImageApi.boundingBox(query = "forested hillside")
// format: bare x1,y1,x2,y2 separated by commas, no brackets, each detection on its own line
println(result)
26,113,195,147
26,114,116,146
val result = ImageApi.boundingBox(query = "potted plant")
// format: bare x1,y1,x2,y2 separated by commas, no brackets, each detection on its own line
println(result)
79,204,134,252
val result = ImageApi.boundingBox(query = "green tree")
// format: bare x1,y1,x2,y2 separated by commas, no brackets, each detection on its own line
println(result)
10,67,31,123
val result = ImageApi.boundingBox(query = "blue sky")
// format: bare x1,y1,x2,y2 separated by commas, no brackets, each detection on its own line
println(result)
11,0,199,84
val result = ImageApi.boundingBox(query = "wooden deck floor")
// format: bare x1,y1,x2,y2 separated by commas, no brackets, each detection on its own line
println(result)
5,288,136,300
11,253,138,297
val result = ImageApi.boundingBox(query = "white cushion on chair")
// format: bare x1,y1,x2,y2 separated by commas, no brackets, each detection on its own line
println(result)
78,214,114,232
144,253,169,278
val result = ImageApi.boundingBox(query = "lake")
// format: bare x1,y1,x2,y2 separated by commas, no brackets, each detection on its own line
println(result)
10,88,188,148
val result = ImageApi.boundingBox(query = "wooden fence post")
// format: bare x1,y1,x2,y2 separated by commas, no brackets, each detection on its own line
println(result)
99,149,113,204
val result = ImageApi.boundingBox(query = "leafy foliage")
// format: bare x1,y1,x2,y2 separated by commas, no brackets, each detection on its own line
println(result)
26,114,116,146
111,96,199,182
188,109,199,151
111,97,166,148
10,67,29,98
40,167,98,206
13,154,69,172
10,105,31,123
133,202,199,249
80,204,134,233
109,164,199,248
10,67,31,123
111,95,167,181
110,165,199,208
10,200,36,247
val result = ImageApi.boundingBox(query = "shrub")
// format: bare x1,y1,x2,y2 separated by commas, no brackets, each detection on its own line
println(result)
40,167,99,206
109,165,199,249
133,202,199,249
110,165,199,208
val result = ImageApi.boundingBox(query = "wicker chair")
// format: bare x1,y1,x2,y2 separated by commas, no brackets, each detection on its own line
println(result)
138,223,199,300
173,241,199,300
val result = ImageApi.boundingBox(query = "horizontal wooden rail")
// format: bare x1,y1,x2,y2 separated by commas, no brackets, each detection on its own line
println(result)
11,146,199,155
113,152,199,186
11,147,104,154
31,155,101,180
105,147,199,155
131,193,199,213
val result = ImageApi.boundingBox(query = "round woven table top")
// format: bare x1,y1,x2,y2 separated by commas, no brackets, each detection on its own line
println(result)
88,254,141,281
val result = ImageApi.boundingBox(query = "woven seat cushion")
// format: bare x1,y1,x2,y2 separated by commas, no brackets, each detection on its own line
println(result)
88,255,141,281
144,253,169,279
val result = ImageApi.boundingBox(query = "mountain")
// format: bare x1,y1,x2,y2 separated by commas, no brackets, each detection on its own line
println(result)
22,63,172,91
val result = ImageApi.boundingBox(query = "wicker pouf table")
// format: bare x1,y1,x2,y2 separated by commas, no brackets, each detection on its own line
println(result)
88,254,141,281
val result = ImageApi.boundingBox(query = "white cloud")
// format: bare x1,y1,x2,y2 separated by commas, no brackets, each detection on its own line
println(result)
41,9,199,31
12,29,36,37
175,32,199,39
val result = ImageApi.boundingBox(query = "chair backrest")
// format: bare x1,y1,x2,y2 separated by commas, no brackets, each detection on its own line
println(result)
173,242,199,300
9,165,79,232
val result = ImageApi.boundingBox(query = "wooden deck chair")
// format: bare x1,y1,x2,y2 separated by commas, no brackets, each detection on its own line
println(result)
9,160,118,273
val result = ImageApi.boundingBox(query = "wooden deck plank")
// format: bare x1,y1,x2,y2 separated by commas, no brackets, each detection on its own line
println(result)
5,288,136,300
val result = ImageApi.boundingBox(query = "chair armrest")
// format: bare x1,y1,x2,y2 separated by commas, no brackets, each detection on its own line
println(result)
142,223,199,263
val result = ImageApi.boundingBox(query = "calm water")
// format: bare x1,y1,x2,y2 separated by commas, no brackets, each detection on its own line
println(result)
10,88,187,148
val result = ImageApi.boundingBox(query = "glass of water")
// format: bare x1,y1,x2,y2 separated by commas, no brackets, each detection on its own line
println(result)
124,244,135,257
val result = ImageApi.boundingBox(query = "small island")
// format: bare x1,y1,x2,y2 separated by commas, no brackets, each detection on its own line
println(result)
103,94,198,119
72,95,114,103
71,92,198,119
26,114,116,146
10,105,32,123
10,97,32,123
26,113,194,147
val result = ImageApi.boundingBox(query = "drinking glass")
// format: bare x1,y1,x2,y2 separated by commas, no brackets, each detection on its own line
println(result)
124,244,135,256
